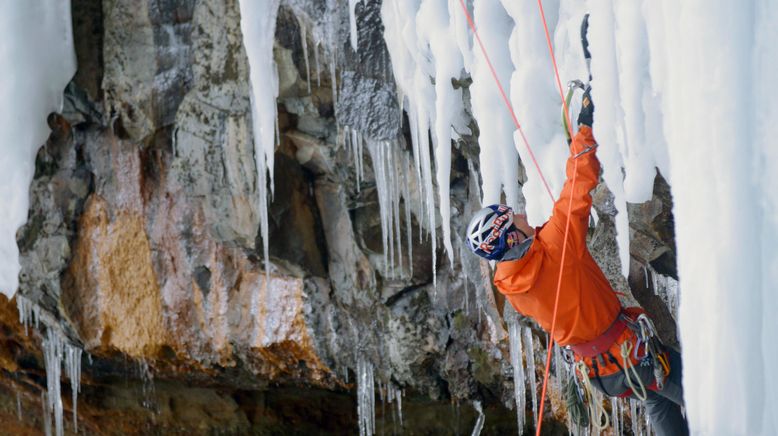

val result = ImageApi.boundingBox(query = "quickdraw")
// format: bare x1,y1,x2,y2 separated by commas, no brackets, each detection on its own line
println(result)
628,313,671,390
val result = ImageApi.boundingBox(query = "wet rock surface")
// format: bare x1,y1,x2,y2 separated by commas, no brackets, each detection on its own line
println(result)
4,0,680,433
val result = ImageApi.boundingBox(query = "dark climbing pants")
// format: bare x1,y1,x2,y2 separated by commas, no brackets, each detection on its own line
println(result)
589,348,689,436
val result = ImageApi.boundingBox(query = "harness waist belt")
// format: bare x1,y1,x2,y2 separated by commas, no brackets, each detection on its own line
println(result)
570,312,627,358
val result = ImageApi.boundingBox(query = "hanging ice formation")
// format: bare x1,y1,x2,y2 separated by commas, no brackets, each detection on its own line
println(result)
138,359,157,410
348,0,362,51
364,137,419,278
42,330,64,436
382,0,471,282
507,317,526,432
18,298,83,436
470,400,486,436
648,267,679,320
385,383,404,428
238,0,281,277
357,355,376,436
522,326,538,429
64,345,82,432
16,295,41,336
0,1,77,299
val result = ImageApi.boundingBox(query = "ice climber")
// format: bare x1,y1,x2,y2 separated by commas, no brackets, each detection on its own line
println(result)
465,88,689,436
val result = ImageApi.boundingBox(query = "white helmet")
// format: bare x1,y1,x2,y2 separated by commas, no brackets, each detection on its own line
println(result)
466,205,515,260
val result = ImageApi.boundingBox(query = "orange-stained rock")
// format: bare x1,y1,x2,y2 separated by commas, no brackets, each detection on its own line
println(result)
56,131,335,386
62,195,167,357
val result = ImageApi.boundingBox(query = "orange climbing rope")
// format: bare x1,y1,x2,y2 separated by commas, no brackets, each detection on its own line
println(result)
455,1,582,435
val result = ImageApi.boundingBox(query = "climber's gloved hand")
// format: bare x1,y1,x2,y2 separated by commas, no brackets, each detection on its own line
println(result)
577,86,594,128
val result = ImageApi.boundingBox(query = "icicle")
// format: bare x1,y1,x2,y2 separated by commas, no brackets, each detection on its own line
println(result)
238,0,281,280
471,400,485,436
138,359,156,411
297,15,311,94
523,326,538,430
553,344,565,404
16,391,21,420
314,42,321,87
398,388,403,427
16,295,30,335
611,397,619,436
357,356,375,436
351,128,358,187
417,115,438,289
16,295,41,336
391,146,404,276
508,318,526,433
43,329,64,436
64,344,81,432
630,399,639,435
348,0,361,51
401,151,413,277
329,53,338,104
388,143,400,277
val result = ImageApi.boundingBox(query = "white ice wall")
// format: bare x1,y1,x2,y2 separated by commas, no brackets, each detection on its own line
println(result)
0,1,77,299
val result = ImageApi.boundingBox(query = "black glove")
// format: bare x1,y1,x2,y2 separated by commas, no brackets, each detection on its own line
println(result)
577,86,594,128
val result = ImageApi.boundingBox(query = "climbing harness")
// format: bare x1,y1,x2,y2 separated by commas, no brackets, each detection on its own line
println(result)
564,308,673,426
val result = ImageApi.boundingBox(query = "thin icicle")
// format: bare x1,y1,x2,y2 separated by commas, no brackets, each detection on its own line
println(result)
64,344,81,432
348,0,361,51
138,359,156,410
523,326,538,430
508,318,526,433
314,42,321,87
16,391,21,420
401,150,414,277
391,145,404,275
43,329,64,436
471,400,486,436
330,53,338,104
398,389,404,427
417,114,438,289
386,143,397,277
357,356,375,436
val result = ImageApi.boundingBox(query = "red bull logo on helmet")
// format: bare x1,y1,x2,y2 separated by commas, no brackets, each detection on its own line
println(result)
477,210,512,253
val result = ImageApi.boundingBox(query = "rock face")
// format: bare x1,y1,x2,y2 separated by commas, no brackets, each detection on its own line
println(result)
2,0,681,433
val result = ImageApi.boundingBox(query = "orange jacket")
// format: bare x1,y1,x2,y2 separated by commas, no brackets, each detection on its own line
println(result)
493,126,621,346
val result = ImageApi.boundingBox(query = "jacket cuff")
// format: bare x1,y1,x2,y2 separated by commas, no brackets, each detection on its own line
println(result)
570,126,597,155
